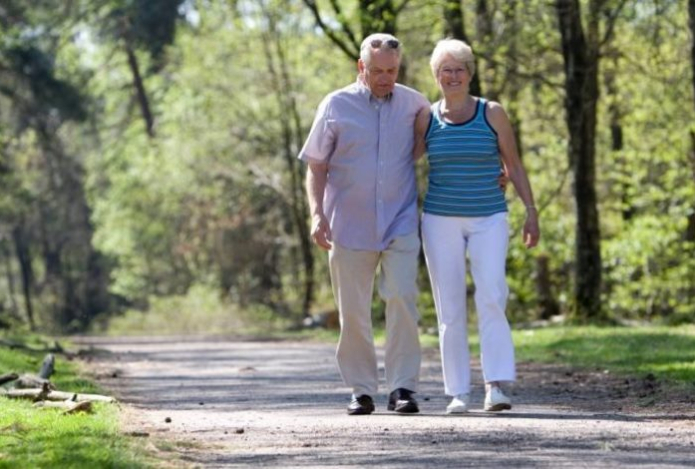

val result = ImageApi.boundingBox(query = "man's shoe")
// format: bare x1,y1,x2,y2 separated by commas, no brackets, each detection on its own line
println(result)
446,393,470,414
347,395,375,415
387,388,419,414
484,386,512,412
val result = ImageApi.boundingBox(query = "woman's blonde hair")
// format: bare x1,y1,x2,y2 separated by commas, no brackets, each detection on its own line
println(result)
429,39,476,77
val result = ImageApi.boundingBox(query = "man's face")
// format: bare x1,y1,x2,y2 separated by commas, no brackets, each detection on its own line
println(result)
358,49,400,98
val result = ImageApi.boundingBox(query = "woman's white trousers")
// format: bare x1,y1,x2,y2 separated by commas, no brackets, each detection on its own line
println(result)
421,212,515,396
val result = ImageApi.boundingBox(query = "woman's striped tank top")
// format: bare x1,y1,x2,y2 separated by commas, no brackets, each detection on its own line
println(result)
423,97,508,217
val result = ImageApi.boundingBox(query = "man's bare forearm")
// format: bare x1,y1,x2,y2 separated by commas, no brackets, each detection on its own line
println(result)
306,162,328,216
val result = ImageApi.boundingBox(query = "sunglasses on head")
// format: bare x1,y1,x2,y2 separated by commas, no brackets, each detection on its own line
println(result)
370,38,400,49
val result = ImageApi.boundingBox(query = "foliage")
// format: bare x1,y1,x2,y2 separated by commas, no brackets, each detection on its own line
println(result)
1,0,694,332
0,2,111,332
0,344,147,469
100,284,288,335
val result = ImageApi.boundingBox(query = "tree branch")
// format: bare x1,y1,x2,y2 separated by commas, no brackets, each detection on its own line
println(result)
328,0,360,49
395,0,412,15
599,0,630,49
301,0,359,60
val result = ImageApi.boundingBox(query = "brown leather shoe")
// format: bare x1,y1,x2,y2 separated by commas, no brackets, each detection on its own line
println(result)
347,395,375,415
387,388,419,413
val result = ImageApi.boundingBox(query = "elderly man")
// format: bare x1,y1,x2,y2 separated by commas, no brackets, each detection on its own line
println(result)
298,33,429,415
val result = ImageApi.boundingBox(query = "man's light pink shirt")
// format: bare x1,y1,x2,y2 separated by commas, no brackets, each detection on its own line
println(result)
299,80,428,251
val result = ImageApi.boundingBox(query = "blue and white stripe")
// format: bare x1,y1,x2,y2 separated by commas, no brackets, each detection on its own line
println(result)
423,98,508,217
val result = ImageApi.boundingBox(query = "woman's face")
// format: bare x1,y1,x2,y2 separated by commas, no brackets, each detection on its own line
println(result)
436,55,470,96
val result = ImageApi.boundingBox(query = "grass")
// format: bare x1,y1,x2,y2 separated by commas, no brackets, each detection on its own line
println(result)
379,324,695,385
97,284,287,337
0,340,149,469
100,297,695,386
1,323,690,467
512,324,695,384
251,323,695,385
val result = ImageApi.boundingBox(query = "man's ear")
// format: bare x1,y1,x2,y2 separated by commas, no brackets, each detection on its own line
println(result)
357,59,365,74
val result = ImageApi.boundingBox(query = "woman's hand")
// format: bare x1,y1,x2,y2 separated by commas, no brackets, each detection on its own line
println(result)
523,208,540,248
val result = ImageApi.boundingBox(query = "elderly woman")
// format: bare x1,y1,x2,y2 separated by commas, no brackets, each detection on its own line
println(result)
414,39,540,413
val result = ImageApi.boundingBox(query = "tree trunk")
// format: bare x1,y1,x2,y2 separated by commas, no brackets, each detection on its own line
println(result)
687,0,695,242
503,0,523,159
688,131,695,242
605,53,633,221
443,0,482,96
1,237,20,320
556,0,602,322
125,42,155,138
279,66,315,317
475,0,497,101
35,123,89,331
12,224,35,330
536,255,560,320
260,8,315,317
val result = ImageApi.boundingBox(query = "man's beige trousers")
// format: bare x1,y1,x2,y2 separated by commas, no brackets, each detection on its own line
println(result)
328,232,421,396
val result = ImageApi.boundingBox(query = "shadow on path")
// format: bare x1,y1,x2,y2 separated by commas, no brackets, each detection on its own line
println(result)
75,336,695,468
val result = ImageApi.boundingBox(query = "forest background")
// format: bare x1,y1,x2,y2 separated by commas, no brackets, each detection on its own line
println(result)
0,0,693,335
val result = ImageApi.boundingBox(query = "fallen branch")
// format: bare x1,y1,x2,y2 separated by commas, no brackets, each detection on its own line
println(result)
34,400,93,414
5,388,116,403
13,374,54,390
0,373,18,386
36,382,52,402
1,347,116,411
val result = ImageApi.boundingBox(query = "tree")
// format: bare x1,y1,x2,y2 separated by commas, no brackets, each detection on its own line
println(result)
0,3,111,331
98,0,187,137
442,0,482,96
687,0,695,242
259,1,316,316
555,0,626,321
301,0,408,61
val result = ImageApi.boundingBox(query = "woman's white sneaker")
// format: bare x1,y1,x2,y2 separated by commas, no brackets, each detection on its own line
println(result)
446,394,470,414
484,386,512,411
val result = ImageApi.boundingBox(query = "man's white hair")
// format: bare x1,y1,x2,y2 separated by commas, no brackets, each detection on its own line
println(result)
359,33,401,66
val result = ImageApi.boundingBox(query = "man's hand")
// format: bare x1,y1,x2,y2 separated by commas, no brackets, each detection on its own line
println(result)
311,213,333,250
498,170,509,192
413,106,430,161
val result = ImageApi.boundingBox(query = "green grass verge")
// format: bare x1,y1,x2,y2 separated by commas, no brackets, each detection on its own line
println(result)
512,324,695,384
0,342,149,469
383,324,695,385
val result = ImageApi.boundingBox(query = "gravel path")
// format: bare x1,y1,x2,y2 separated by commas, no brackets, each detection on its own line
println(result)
74,336,695,468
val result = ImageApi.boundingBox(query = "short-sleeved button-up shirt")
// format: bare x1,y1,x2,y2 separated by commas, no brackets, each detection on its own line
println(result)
299,80,429,251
